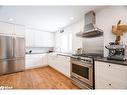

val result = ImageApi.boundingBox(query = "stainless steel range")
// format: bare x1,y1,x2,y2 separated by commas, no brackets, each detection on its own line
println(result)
71,54,103,89
71,10,104,89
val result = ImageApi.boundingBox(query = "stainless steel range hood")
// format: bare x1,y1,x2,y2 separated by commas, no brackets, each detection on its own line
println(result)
76,11,103,38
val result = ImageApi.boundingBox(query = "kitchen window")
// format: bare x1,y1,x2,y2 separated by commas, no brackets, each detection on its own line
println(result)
55,32,72,53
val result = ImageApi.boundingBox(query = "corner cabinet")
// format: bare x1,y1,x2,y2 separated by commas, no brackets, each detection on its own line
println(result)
95,61,127,89
47,54,71,77
0,21,25,37
25,54,48,69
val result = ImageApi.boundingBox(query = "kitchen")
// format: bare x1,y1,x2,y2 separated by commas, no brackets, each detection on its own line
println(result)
0,6,127,89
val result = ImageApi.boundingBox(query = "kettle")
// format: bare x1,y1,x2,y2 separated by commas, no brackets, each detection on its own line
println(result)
76,48,83,55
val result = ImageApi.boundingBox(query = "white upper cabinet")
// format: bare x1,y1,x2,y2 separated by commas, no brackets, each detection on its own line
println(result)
0,21,14,35
0,21,25,37
25,28,55,47
35,31,54,47
14,24,25,37
25,29,35,47
41,32,54,47
34,30,43,47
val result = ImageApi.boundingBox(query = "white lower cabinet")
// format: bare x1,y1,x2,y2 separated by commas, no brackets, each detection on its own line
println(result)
25,53,71,77
95,61,127,89
25,54,48,69
47,54,71,77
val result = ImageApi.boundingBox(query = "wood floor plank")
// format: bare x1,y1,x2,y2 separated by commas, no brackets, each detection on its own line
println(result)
0,66,79,89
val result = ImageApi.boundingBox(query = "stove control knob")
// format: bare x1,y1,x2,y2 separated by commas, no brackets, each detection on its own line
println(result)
88,60,91,63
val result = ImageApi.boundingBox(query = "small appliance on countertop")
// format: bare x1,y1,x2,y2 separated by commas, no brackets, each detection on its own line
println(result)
105,42,127,61
75,48,84,55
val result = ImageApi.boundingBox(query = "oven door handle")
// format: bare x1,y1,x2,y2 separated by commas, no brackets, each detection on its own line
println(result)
72,62,92,68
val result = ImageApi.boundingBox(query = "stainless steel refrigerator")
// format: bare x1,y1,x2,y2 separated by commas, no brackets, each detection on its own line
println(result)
0,35,25,75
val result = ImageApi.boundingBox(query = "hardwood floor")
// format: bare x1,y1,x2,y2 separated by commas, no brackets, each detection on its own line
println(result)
0,66,79,89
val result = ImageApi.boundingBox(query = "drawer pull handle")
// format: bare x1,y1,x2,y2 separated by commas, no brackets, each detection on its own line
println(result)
109,84,111,86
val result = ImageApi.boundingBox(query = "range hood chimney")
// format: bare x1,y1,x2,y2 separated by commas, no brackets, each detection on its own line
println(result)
76,11,103,38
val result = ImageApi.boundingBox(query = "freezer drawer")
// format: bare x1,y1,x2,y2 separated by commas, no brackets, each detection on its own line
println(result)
0,35,13,59
0,59,25,75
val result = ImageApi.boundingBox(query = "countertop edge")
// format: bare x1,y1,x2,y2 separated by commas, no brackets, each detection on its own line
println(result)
56,53,72,57
95,58,127,66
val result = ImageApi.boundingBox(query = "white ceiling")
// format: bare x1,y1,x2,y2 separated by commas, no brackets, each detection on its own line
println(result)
0,6,106,32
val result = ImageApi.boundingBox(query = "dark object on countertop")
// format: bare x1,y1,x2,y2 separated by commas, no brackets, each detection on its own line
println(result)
29,50,32,54
109,42,116,45
48,50,53,53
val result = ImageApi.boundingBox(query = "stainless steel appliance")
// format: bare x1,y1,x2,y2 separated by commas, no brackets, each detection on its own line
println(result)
71,54,103,89
76,11,103,38
72,10,104,89
0,35,25,75
105,43,127,61
71,57,93,89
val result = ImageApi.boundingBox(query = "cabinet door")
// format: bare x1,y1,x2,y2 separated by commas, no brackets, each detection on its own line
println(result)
25,54,48,69
0,21,14,35
25,29,35,47
14,25,25,37
47,54,71,77
34,54,48,67
57,55,71,77
95,61,127,89
34,30,43,47
25,55,35,69
47,54,58,68
42,54,48,66
44,32,54,47
35,31,54,47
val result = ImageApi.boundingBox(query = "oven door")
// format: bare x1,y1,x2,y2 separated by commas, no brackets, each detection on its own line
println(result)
71,59,93,86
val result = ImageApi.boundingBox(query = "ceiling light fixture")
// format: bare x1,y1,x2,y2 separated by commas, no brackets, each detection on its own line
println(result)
8,18,14,21
70,17,74,20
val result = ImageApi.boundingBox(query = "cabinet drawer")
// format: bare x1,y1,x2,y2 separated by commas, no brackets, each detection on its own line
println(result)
95,77,112,89
95,61,127,82
95,61,127,89
96,75,127,89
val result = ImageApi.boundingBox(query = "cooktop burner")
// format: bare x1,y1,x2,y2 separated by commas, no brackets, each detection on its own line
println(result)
73,53,103,59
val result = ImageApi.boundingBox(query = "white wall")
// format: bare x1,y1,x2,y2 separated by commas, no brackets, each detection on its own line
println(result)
71,20,84,53
58,6,127,56
55,19,84,53
96,6,127,57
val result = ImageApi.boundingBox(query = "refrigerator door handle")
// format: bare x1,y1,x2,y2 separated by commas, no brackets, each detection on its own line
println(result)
13,37,15,58
12,37,14,58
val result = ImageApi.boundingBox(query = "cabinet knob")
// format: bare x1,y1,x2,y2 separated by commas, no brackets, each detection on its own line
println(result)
109,64,111,67
109,84,111,86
